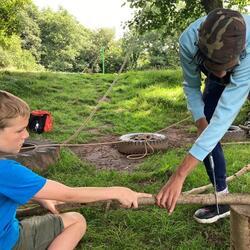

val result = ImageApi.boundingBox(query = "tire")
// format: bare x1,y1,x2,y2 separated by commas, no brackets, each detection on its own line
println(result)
117,133,168,155
241,120,250,137
0,139,60,171
222,125,246,142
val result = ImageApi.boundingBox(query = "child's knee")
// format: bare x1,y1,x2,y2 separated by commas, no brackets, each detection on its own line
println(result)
61,212,87,234
74,212,86,228
73,212,87,235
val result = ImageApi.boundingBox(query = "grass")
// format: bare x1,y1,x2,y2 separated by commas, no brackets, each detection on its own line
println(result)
0,69,250,249
0,69,189,142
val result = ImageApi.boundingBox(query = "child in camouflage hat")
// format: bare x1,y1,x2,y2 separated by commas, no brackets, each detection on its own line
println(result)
156,8,250,223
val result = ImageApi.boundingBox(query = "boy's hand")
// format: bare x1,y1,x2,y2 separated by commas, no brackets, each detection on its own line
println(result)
36,199,63,214
114,187,152,208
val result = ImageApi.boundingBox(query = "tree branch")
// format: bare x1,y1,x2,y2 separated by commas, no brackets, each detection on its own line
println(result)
184,164,250,195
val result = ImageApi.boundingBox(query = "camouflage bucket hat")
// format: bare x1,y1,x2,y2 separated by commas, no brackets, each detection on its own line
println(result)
198,8,246,72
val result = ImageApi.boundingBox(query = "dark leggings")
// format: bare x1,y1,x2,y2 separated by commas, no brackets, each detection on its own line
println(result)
202,77,227,192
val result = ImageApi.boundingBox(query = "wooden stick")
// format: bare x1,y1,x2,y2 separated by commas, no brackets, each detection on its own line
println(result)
17,193,250,218
184,164,250,195
139,194,250,206
17,164,250,218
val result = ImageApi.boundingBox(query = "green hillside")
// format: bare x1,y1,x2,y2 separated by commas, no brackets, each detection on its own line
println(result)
1,69,249,250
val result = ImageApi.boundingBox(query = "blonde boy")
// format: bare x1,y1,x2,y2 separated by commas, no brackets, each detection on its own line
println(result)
0,90,151,250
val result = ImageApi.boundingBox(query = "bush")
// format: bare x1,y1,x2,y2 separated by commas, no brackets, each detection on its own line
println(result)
0,35,43,71
0,46,11,68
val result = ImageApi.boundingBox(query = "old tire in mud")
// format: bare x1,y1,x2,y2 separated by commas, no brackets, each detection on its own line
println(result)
222,125,246,142
0,139,60,171
117,133,168,155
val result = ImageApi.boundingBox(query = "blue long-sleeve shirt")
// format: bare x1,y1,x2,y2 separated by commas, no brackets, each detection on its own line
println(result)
179,15,250,161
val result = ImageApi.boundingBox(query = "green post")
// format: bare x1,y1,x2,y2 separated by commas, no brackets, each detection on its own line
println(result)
101,47,105,74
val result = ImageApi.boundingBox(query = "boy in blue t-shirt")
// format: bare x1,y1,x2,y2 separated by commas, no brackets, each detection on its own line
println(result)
0,90,152,250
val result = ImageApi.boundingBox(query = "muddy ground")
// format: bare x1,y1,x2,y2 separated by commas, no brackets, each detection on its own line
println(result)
70,126,196,171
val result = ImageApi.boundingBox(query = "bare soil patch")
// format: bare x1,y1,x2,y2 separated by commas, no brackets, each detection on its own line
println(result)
70,126,196,171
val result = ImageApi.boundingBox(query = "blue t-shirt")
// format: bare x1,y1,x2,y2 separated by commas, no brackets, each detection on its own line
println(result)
0,159,46,250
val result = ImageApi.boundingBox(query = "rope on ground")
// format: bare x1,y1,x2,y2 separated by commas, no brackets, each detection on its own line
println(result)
156,116,191,133
19,141,121,152
20,123,249,160
20,137,250,152
126,139,155,160
62,38,135,145
222,141,250,145
20,115,193,153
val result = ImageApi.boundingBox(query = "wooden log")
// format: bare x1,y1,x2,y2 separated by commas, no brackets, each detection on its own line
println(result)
17,193,250,218
230,205,250,250
18,163,250,218
139,194,250,206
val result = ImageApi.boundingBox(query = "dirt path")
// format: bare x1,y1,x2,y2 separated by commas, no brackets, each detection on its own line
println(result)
70,126,196,171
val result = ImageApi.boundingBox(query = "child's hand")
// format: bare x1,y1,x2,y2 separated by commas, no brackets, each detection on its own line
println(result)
36,199,63,214
113,187,152,208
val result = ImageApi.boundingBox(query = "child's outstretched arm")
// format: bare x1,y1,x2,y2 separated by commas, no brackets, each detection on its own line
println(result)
34,180,152,208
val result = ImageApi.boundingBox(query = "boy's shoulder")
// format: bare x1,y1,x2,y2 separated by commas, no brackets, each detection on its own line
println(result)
0,159,25,179
0,159,16,168
0,159,35,180
0,159,22,169
0,159,47,206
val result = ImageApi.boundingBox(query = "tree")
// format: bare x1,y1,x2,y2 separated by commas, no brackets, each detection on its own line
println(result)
0,34,42,70
121,0,249,71
38,8,86,71
90,28,116,73
0,0,31,36
71,28,93,72
201,0,223,13
139,30,179,69
74,28,119,73
17,3,42,62
104,40,125,73
122,29,179,70
122,31,145,69
125,0,249,36
0,1,42,71
201,0,248,13
125,0,203,36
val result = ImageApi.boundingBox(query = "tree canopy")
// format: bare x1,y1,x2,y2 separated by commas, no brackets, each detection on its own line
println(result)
0,0,249,72
126,0,249,35
0,0,31,37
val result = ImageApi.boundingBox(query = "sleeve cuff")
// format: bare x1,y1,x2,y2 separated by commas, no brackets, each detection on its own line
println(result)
189,143,210,161
20,178,47,205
